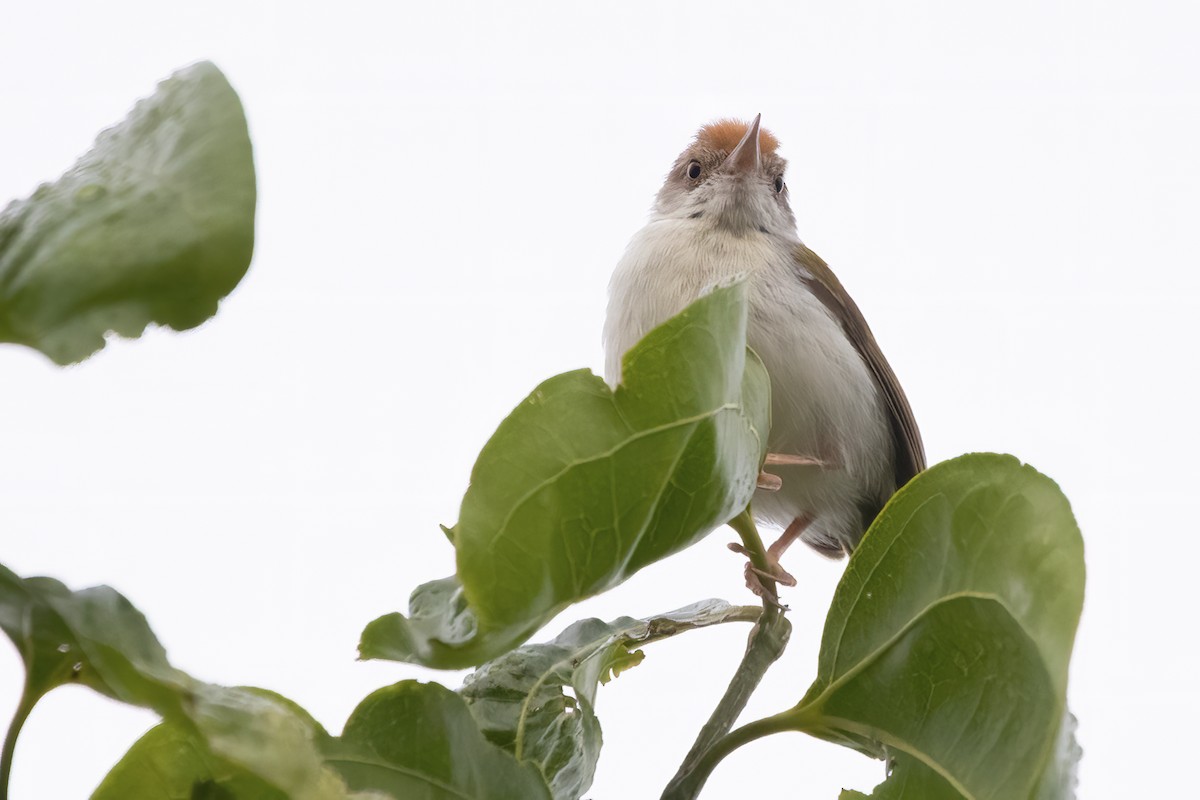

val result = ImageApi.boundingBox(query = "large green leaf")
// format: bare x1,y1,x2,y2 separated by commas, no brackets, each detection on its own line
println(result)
839,754,964,800
323,681,552,800
460,600,758,800
0,60,255,364
816,596,1056,798
840,709,1079,800
360,281,770,668
789,454,1085,800
0,565,347,800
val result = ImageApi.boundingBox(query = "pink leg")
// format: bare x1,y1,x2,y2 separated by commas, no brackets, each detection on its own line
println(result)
728,515,814,605
764,453,826,467
756,472,782,491
766,514,813,566
757,452,828,493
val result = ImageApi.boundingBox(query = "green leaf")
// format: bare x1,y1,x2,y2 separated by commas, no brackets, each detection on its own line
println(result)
0,60,255,364
846,712,1079,800
360,280,770,668
323,681,552,800
843,753,966,799
178,686,348,800
0,564,190,717
1032,709,1081,800
459,600,758,800
818,596,1055,798
358,577,484,666
92,718,288,800
0,565,347,800
791,454,1085,800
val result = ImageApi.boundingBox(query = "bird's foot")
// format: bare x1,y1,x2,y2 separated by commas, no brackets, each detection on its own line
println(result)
757,453,827,493
764,453,826,467
727,542,796,609
726,515,814,606
756,471,782,491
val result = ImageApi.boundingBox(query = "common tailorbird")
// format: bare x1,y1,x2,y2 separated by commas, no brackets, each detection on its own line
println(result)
603,115,925,598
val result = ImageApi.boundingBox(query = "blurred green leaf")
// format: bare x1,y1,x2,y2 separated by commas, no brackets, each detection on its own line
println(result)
0,564,347,800
460,600,757,800
0,60,255,364
360,280,770,669
323,681,552,800
92,712,290,800
0,564,190,719
790,454,1085,800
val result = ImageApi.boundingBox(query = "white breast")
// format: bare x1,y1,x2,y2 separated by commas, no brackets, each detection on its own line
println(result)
603,217,894,552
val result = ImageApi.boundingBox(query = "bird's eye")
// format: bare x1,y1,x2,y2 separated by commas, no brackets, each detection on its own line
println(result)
773,176,785,194
686,161,702,180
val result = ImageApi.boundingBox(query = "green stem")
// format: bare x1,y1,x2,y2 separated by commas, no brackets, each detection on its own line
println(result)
727,508,772,578
666,705,817,798
0,685,36,800
661,508,792,800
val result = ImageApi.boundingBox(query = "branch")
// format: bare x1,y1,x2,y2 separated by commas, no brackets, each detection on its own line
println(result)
661,508,792,800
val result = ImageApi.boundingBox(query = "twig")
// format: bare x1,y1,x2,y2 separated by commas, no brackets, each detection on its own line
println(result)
660,508,792,800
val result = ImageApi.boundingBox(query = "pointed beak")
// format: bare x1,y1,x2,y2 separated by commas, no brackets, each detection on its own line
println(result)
722,114,762,176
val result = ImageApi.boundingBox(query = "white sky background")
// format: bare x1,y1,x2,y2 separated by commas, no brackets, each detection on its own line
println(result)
1,1,1197,797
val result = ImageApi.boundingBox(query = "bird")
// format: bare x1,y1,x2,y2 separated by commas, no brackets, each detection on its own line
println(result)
603,115,925,600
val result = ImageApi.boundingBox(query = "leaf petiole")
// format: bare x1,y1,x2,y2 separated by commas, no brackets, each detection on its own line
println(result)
0,683,36,800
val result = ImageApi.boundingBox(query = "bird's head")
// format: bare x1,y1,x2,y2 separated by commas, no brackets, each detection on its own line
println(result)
654,114,796,235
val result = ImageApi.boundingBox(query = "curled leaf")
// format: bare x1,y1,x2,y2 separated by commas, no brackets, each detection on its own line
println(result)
459,600,757,800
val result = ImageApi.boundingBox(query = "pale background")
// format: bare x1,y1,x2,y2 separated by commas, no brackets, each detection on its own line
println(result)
2,1,1197,797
